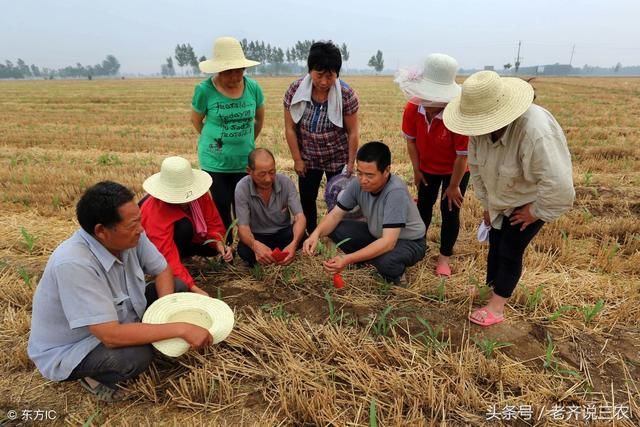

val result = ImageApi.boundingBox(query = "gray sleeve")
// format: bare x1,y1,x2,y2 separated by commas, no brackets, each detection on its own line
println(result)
336,178,359,211
382,189,409,228
284,177,303,215
234,179,251,226
525,133,575,222
137,232,167,276
55,261,119,329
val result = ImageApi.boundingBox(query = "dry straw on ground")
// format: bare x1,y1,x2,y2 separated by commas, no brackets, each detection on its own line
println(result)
0,76,638,425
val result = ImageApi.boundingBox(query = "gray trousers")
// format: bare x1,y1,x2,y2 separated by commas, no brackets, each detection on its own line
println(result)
329,220,427,283
66,279,189,387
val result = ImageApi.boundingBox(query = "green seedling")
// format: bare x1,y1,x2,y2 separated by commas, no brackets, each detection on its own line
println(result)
369,398,378,427
260,303,289,319
412,316,448,351
543,332,555,370
324,290,351,325
520,284,544,311
370,306,406,338
548,305,575,321
582,208,593,222
560,229,568,241
606,242,620,262
216,287,223,301
581,299,605,323
376,278,393,296
206,256,226,272
82,409,102,427
250,264,264,281
468,276,491,302
473,337,512,359
203,218,238,247
426,278,446,302
436,278,446,302
318,237,351,259
51,195,62,209
17,266,33,289
543,332,581,377
583,170,593,186
20,227,37,254
97,153,121,166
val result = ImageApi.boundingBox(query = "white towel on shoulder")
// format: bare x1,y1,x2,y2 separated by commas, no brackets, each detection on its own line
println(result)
289,74,343,128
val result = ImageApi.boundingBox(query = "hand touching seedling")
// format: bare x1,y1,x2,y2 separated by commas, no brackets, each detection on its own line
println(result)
317,238,351,289
203,218,237,263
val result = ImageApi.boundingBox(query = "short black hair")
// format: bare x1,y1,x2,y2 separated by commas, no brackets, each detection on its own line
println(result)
247,148,275,170
76,181,135,235
356,141,391,172
307,41,342,77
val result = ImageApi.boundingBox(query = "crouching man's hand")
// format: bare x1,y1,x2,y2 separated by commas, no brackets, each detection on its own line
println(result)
190,284,209,297
253,241,275,265
181,323,213,350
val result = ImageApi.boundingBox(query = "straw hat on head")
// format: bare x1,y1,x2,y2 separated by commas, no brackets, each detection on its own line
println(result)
143,156,212,204
142,293,235,357
395,53,461,104
443,71,534,136
199,36,260,74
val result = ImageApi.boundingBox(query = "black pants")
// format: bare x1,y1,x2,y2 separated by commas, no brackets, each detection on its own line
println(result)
299,168,342,236
237,225,295,266
67,280,189,387
417,171,470,257
173,217,219,258
204,171,246,245
487,213,544,298
329,220,427,283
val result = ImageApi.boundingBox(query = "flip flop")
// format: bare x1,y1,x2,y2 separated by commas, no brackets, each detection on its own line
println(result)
469,308,504,327
79,377,126,402
435,263,451,277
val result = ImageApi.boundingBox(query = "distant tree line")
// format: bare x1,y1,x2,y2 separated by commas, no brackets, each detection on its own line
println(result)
0,55,120,79
506,62,640,76
162,39,351,76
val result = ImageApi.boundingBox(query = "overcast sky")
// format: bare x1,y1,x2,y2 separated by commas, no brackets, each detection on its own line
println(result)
2,0,639,74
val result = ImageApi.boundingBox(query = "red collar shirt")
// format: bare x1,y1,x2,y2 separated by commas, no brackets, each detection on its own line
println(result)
402,103,469,175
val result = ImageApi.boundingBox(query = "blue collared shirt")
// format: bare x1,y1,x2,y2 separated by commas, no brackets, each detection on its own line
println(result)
27,229,167,381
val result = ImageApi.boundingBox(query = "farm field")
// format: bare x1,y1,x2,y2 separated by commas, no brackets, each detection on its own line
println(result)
0,75,639,426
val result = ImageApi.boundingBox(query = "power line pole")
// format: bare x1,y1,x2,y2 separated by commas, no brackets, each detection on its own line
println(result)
569,44,576,66
515,40,522,73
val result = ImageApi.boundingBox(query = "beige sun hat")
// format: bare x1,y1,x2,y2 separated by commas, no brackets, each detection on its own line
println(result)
143,156,212,204
395,53,461,104
443,70,534,136
142,293,235,357
199,36,260,74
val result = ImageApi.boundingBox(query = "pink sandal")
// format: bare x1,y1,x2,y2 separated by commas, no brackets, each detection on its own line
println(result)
435,263,451,277
469,308,504,327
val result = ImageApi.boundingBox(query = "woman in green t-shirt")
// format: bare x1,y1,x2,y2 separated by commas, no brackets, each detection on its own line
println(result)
191,36,265,243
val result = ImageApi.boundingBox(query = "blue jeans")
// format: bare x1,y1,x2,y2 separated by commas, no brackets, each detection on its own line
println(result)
329,220,427,283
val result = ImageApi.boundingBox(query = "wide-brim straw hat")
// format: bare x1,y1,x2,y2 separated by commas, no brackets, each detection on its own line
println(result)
142,293,235,357
395,53,461,104
199,36,260,74
143,156,212,204
443,70,534,136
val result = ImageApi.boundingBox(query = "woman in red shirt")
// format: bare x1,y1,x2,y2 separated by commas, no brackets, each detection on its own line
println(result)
396,54,470,277
141,156,233,295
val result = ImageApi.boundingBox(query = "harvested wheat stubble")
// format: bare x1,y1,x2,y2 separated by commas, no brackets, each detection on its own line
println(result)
1,76,639,425
122,309,636,426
